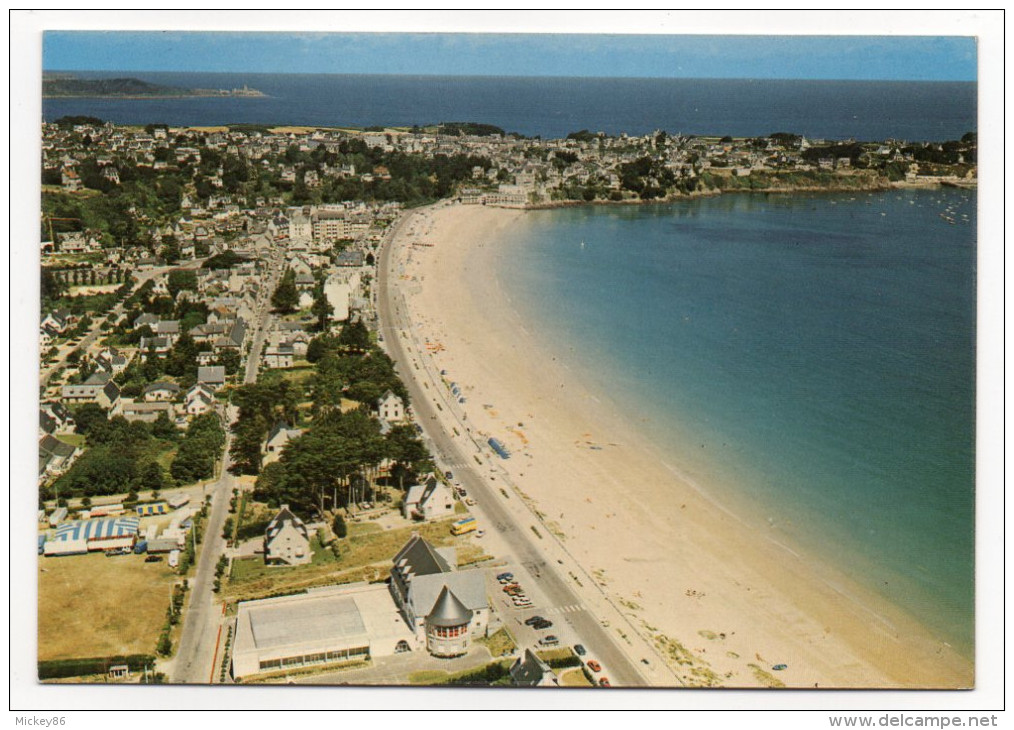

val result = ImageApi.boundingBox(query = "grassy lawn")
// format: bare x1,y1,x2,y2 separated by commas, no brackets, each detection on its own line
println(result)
407,669,448,684
154,444,178,471
536,648,577,664
560,668,593,687
38,551,177,661
476,627,516,658
56,433,86,448
275,366,315,385
224,515,481,603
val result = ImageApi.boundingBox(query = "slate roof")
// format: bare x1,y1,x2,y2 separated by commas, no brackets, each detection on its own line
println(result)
265,505,309,543
426,586,472,627
393,534,452,578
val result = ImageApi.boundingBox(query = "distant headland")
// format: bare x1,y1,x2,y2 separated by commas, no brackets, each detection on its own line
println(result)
42,73,266,99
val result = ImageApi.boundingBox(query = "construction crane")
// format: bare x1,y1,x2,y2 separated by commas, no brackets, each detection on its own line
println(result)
42,215,82,247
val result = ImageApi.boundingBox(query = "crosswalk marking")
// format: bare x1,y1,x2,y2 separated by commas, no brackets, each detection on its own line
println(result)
546,604,584,615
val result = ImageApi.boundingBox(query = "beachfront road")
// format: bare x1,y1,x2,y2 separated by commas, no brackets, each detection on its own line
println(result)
377,206,649,688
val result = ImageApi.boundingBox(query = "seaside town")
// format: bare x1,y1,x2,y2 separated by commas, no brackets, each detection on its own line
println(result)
37,118,977,688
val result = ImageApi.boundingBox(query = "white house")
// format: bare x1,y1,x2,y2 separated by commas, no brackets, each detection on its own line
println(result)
185,384,216,417
262,421,302,465
376,390,405,423
143,381,181,402
262,344,294,369
264,505,312,566
402,477,455,522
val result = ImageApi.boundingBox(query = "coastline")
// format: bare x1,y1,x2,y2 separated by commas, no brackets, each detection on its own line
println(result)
500,177,974,212
391,201,974,688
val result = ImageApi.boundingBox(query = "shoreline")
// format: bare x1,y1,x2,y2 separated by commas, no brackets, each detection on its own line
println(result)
478,178,975,212
391,201,973,688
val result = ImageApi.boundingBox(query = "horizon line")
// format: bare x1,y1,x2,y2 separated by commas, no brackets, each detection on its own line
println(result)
42,69,978,84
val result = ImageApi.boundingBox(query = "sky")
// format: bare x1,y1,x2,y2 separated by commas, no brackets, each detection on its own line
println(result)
42,32,977,82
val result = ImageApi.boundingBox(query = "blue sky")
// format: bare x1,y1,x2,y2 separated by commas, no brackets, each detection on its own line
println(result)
43,32,976,81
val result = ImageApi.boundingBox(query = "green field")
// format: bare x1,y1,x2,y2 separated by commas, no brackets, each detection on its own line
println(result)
38,551,177,662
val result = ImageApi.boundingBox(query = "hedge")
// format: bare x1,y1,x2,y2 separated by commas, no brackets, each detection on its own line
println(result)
39,653,157,680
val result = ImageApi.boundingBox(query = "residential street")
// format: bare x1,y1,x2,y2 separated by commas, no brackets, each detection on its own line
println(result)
170,237,283,684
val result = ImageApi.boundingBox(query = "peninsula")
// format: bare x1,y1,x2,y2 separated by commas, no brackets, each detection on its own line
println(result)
43,74,266,99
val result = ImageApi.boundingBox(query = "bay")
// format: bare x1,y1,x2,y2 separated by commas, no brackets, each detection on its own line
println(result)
43,72,976,141
497,189,976,655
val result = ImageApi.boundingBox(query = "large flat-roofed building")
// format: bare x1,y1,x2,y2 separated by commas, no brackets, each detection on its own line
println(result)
231,583,415,681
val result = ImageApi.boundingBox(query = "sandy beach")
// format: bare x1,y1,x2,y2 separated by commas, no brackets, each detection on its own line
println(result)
389,202,973,689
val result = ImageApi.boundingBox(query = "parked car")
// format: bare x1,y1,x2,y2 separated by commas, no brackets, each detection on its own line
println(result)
574,644,587,656
524,616,546,626
586,660,602,673
539,635,559,647
599,677,611,687
533,621,553,630
496,572,514,582
145,555,163,563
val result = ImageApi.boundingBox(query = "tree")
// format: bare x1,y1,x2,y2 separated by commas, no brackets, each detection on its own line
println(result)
159,234,181,264
386,424,433,489
332,512,347,539
270,269,298,313
73,403,109,438
137,461,174,494
167,269,198,298
228,415,267,476
311,286,334,332
218,349,241,376
337,318,371,351
151,411,179,441
41,269,67,302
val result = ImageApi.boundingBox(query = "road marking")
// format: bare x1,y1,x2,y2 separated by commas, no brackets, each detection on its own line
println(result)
547,604,584,615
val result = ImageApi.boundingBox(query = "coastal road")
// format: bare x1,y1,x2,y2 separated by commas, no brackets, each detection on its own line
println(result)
377,206,652,688
171,237,283,684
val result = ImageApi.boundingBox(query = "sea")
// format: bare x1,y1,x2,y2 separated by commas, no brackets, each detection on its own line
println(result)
43,72,976,141
43,73,977,654
497,190,976,656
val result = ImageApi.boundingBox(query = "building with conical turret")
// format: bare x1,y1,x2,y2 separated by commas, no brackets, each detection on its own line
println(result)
389,534,490,654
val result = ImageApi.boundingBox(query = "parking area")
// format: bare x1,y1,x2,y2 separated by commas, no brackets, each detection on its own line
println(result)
483,564,612,685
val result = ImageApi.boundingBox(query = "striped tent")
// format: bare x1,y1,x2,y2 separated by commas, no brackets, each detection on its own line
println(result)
52,516,140,542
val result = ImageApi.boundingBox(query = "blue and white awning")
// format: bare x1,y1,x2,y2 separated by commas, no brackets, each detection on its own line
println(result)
52,516,140,542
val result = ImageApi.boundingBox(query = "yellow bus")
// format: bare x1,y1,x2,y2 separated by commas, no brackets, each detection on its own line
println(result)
451,517,477,536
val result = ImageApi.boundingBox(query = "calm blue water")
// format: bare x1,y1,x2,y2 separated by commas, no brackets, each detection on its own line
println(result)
498,189,976,655
43,72,976,141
